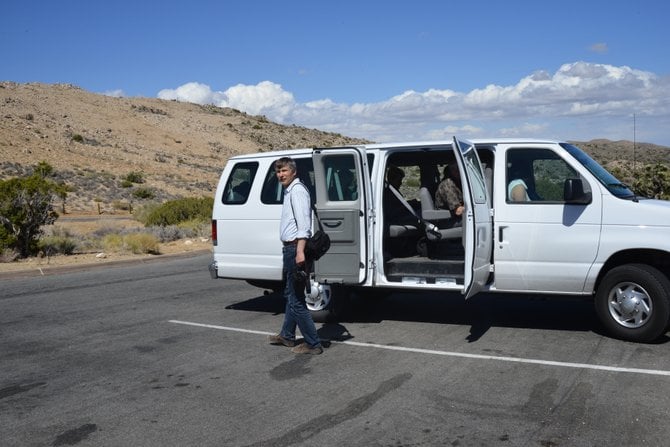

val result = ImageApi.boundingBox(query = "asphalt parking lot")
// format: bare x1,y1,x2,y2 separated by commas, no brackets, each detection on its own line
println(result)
2,253,669,446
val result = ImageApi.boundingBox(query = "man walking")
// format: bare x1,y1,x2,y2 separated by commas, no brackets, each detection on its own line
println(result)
268,157,323,355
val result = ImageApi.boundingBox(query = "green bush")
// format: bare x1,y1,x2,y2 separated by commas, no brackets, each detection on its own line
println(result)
138,197,213,226
132,187,155,200
0,172,60,257
125,171,145,184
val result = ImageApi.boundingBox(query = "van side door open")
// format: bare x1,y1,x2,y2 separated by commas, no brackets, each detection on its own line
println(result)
453,137,493,298
312,147,371,284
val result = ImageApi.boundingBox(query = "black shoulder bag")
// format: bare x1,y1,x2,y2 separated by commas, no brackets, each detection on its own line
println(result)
290,183,331,261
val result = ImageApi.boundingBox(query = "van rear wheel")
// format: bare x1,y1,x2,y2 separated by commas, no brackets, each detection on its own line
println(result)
308,285,349,323
595,264,670,343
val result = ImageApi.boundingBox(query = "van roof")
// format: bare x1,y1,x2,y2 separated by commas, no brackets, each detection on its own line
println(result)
227,138,565,160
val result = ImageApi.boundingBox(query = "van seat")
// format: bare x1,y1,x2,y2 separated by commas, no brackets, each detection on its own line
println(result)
388,224,419,238
419,187,462,241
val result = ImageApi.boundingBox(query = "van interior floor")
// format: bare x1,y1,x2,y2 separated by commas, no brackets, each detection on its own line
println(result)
384,251,465,285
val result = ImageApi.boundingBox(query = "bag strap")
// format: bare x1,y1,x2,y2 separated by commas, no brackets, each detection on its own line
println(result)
290,182,325,232
311,203,325,232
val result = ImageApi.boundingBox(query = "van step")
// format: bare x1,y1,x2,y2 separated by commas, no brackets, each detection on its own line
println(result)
385,257,464,284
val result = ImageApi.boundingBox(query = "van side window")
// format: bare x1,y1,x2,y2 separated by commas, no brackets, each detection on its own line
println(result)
506,149,591,203
261,157,315,204
222,162,258,204
322,154,358,201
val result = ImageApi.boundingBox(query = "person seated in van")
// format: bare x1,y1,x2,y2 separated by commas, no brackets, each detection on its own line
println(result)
231,181,251,201
507,166,531,201
383,165,417,224
434,163,464,226
338,169,358,200
508,178,530,201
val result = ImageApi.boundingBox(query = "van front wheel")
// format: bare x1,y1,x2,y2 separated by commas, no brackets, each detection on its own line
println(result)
595,264,670,343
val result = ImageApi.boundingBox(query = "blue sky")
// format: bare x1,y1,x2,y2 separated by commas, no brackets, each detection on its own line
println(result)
3,0,670,145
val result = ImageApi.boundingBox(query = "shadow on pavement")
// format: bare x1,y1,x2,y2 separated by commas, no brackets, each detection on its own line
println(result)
225,288,670,344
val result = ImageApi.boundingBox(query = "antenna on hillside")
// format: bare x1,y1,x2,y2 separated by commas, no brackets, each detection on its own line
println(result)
633,113,637,177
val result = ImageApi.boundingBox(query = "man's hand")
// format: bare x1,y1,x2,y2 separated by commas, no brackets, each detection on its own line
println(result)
295,238,307,264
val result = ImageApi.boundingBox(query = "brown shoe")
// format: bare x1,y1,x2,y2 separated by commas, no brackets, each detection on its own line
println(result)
291,343,324,355
268,334,296,347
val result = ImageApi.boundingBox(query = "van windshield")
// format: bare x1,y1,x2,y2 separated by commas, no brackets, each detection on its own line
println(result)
560,143,636,199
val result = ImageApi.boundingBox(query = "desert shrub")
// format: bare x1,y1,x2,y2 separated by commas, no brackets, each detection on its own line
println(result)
120,179,133,188
71,134,84,143
34,161,54,177
102,232,159,254
39,235,78,256
124,233,160,254
132,187,155,200
147,220,209,242
148,225,184,242
92,226,121,238
133,202,160,224
139,197,213,226
125,171,145,184
178,219,210,237
632,163,670,200
112,200,131,211
102,234,124,251
0,248,19,263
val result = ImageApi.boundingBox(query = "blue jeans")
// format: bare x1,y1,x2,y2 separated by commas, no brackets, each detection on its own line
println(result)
280,244,321,348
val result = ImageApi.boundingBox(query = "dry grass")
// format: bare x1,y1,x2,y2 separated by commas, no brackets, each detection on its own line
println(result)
0,213,211,274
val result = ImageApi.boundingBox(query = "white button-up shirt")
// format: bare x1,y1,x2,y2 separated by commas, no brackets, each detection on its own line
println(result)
280,179,312,242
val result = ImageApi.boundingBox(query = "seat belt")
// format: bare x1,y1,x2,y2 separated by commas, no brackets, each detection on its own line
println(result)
387,184,442,239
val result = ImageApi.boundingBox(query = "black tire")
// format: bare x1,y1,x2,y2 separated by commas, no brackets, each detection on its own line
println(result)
595,264,670,343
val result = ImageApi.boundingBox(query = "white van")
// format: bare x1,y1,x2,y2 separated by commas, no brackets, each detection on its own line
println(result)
210,138,670,343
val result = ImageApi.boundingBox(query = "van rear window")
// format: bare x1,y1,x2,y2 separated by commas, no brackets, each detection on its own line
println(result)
222,162,258,204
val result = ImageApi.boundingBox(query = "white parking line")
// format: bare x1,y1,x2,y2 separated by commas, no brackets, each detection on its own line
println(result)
168,320,670,377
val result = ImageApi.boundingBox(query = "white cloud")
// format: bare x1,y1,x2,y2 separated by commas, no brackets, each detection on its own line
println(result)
498,122,549,138
156,62,670,145
158,80,294,119
426,125,484,140
102,89,125,97
157,82,227,105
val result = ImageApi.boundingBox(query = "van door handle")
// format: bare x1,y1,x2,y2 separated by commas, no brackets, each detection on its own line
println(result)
324,221,341,228
498,226,506,243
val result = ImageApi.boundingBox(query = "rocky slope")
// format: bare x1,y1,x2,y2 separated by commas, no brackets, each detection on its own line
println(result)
0,82,369,212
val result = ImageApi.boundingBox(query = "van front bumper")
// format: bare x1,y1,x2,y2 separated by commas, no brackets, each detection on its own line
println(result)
208,261,218,279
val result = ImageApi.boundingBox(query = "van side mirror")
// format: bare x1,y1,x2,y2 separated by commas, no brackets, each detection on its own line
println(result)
563,178,592,204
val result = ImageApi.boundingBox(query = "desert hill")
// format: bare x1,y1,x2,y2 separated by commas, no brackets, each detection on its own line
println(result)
1,82,668,213
0,82,369,212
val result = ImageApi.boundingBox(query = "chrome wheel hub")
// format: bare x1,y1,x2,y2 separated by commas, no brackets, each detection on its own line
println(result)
608,282,652,328
305,282,331,311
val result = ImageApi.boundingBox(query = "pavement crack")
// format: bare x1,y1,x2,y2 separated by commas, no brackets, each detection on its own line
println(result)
245,372,412,447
